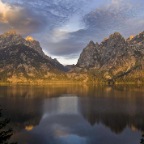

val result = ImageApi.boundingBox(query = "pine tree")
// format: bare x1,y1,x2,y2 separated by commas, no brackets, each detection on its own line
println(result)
0,108,16,144
140,133,144,144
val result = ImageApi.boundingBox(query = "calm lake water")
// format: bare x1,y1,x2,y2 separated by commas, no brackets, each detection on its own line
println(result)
0,85,144,144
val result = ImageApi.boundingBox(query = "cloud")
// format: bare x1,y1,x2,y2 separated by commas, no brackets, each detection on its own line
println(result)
84,0,132,32
111,0,124,5
50,29,70,43
0,0,47,35
74,0,144,42
0,0,100,35
42,38,84,56
0,1,10,23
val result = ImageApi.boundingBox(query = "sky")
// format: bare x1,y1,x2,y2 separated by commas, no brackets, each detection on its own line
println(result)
0,0,144,65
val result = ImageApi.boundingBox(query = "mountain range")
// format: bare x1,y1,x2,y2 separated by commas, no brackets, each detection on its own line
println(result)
0,30,144,84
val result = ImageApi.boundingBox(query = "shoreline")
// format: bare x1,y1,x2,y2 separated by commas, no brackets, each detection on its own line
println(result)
0,80,144,86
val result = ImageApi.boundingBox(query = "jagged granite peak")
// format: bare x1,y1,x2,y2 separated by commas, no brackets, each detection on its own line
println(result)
99,32,127,65
98,32,127,65
77,32,127,70
77,40,100,68
76,31,144,82
87,40,95,47
110,32,122,37
128,31,144,44
101,32,125,47
25,36,44,56
0,31,45,56
127,31,144,58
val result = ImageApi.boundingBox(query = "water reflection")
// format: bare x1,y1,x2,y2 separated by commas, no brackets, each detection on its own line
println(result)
43,96,79,115
0,85,144,144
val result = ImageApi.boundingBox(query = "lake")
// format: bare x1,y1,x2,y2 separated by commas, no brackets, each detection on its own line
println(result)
0,85,144,144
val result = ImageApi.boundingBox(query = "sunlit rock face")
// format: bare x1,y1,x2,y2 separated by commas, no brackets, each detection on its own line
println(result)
25,36,34,41
25,36,44,56
129,35,134,40
76,31,144,82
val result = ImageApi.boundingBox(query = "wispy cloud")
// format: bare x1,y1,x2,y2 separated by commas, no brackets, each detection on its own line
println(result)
83,0,138,36
0,0,47,35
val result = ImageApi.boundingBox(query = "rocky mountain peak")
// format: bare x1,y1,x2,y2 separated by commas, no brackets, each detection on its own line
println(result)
88,41,95,47
77,32,140,80
100,32,126,49
77,40,100,68
109,32,124,40
24,37,44,56
0,31,45,56
128,31,144,44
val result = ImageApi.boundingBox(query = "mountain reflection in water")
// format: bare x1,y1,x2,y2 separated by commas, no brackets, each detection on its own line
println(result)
0,85,143,144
